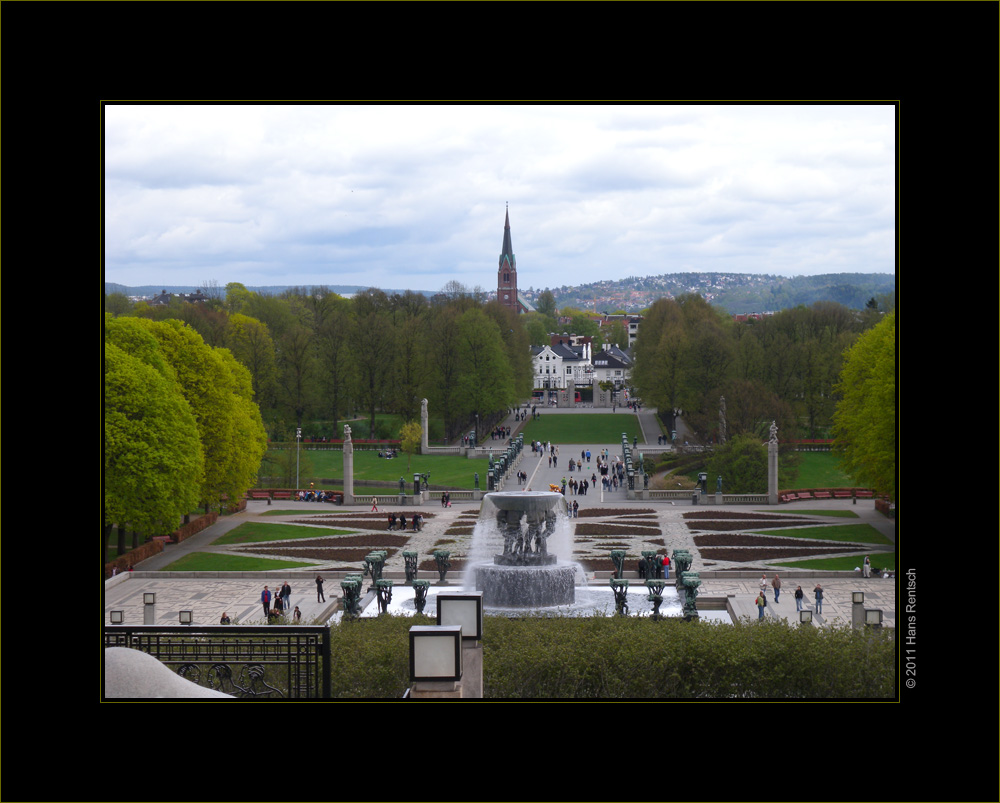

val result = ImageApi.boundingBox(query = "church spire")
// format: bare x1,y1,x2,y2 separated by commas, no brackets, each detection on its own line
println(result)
498,204,518,312
500,203,515,271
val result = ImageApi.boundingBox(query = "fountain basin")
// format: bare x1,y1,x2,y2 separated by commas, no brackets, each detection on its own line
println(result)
475,562,576,608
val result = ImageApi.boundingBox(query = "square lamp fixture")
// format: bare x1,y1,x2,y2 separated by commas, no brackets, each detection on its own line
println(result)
799,609,813,624
865,609,883,625
110,610,124,624
409,625,463,682
179,610,193,625
852,591,865,604
436,592,484,641
143,592,156,605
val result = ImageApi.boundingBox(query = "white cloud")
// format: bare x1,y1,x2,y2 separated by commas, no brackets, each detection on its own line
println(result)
103,103,896,291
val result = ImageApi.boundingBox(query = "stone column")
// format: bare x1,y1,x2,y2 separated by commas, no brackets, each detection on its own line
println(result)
420,398,429,452
767,420,778,505
343,424,355,505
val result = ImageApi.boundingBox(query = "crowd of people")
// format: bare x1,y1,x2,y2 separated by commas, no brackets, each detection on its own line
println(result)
295,488,337,502
255,581,302,623
386,512,423,531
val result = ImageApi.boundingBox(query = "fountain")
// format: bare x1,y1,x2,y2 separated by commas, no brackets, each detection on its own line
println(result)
469,491,579,608
351,489,730,622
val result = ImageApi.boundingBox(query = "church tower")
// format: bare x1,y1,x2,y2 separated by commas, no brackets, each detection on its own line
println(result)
498,205,518,313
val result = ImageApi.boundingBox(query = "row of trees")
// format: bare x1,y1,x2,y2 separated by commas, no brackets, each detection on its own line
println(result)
105,282,534,445
103,315,268,559
631,294,887,443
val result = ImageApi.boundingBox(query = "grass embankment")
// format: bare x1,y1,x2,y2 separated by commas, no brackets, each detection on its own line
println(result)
751,523,893,545
214,522,354,545
161,521,356,572
792,451,853,488
162,553,318,571
519,414,641,445
269,449,489,489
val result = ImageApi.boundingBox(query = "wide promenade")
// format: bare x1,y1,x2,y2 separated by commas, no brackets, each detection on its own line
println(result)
107,407,896,630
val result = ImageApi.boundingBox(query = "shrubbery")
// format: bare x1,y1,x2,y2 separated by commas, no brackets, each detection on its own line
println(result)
327,614,895,699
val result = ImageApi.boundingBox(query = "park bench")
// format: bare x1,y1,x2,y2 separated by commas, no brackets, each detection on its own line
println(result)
813,491,832,499
272,491,293,501
855,490,874,498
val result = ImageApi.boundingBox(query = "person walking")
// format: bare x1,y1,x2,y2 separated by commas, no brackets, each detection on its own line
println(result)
316,575,325,602
371,497,379,513
756,592,767,620
759,574,768,596
772,574,782,603
281,581,292,611
794,585,804,611
814,583,824,614
662,553,670,580
863,555,871,578
260,586,272,619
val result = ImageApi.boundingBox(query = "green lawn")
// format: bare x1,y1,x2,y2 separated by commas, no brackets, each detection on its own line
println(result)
773,553,896,571
161,552,317,572
793,451,853,488
214,522,354,545
520,414,641,444
773,508,859,518
751,523,893,545
268,449,490,489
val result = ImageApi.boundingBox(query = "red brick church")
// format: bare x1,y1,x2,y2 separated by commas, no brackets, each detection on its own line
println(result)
497,205,533,314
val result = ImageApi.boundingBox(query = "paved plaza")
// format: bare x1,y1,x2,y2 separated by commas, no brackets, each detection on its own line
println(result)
106,408,896,631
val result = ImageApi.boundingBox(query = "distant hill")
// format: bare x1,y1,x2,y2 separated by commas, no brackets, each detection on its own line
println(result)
105,272,895,315
103,283,422,299
533,272,895,314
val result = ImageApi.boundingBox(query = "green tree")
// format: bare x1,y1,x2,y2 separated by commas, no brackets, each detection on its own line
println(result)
125,318,268,507
278,323,317,430
227,313,278,410
422,303,466,441
832,312,896,500
706,434,767,494
103,339,203,562
348,289,396,439
399,420,422,472
535,290,557,318
456,307,515,422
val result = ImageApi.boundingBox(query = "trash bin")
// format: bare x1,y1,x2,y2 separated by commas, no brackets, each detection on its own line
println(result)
691,492,698,505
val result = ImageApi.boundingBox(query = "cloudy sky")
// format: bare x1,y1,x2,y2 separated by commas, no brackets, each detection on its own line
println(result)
103,103,896,293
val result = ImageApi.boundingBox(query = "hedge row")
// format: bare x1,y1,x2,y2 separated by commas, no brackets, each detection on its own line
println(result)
327,614,895,699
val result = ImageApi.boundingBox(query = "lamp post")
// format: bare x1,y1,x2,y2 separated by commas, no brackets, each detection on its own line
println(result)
852,591,865,629
143,592,156,625
437,592,484,698
296,427,302,489
408,625,464,698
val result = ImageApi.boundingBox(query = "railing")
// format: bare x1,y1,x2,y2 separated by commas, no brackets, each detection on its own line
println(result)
103,625,331,699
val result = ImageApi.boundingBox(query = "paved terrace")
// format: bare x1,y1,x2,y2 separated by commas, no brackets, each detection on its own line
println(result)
108,407,895,629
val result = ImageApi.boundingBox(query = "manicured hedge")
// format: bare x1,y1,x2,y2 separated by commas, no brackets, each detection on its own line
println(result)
326,614,895,699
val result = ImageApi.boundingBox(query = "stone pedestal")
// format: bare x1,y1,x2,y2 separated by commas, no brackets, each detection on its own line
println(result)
343,425,355,505
767,427,779,505
408,680,464,698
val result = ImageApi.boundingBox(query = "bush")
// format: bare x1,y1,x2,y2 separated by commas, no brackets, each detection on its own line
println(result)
325,614,895,699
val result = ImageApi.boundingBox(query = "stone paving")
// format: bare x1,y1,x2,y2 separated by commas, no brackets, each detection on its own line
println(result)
108,411,895,631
